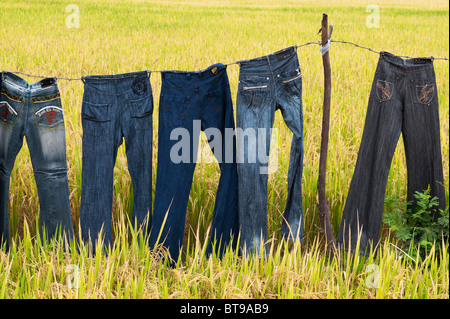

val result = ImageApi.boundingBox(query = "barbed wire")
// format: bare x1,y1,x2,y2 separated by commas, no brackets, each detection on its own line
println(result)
7,40,449,81
330,40,449,61
7,71,83,81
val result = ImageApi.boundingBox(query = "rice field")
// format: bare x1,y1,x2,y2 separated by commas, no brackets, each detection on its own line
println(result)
0,0,448,299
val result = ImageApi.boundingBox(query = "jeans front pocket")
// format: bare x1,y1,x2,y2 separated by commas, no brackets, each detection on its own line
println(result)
238,75,270,119
278,68,302,97
33,93,64,129
128,93,153,130
160,94,190,128
82,100,111,136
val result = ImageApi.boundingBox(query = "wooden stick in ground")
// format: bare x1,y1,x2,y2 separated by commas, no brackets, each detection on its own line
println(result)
317,13,336,254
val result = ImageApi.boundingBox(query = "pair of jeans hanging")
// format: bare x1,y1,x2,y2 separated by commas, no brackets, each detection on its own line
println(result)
80,71,153,248
235,46,304,255
0,72,74,250
337,52,447,256
149,63,239,263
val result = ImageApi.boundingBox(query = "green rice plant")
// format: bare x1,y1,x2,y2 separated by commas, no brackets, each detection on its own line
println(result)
0,0,448,299
0,215,448,298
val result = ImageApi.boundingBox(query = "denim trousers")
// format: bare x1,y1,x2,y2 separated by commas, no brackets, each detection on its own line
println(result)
337,52,447,256
236,46,304,254
0,72,74,250
80,71,153,248
149,63,239,262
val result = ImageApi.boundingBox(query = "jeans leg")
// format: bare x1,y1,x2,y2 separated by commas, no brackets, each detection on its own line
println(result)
150,97,198,263
337,74,403,256
276,68,304,241
403,75,446,215
201,80,239,258
26,114,73,244
0,173,11,249
80,97,118,249
236,87,275,255
0,122,24,250
123,92,154,235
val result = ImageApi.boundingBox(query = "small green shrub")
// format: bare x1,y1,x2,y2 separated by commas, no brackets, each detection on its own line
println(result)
383,187,449,262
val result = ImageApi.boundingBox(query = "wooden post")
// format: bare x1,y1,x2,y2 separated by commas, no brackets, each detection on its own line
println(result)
317,13,336,253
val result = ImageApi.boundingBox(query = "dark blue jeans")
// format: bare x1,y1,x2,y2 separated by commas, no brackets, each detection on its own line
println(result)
0,72,73,250
80,71,153,248
236,46,304,254
149,63,239,262
337,52,447,256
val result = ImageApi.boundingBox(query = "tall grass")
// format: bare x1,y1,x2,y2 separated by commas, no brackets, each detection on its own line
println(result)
0,0,448,298
0,217,448,299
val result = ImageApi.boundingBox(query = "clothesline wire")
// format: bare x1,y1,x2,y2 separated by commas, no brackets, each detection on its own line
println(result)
7,40,449,81
331,39,449,61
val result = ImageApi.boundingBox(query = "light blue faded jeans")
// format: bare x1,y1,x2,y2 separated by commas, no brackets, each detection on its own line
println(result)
235,46,304,254
0,71,74,250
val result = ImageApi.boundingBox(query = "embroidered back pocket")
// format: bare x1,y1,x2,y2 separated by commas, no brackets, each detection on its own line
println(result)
33,92,64,128
0,89,22,126
411,80,435,107
376,79,394,102
1,101,19,125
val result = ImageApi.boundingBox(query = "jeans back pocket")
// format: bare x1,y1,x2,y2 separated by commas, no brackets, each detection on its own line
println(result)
205,86,226,122
159,94,190,127
375,78,395,102
128,93,153,130
82,100,111,136
33,92,64,129
0,101,19,126
0,89,22,127
410,79,436,107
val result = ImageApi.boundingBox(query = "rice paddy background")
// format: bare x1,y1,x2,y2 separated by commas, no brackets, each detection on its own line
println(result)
0,0,448,299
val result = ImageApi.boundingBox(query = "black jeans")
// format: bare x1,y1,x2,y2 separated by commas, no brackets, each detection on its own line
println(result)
337,52,446,256
236,46,304,254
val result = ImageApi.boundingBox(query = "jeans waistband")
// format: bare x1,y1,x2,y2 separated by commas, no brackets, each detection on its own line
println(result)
378,51,434,76
82,70,150,82
1,71,59,98
82,71,151,96
237,46,299,74
161,63,227,90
